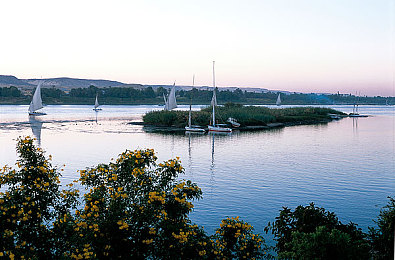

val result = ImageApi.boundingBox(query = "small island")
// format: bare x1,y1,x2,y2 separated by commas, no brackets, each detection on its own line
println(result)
139,103,346,132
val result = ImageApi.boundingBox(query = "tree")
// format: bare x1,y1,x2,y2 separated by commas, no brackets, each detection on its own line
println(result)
265,203,370,259
369,196,395,259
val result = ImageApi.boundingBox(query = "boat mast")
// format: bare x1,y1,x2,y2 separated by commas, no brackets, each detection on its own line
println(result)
189,74,194,128
212,61,216,127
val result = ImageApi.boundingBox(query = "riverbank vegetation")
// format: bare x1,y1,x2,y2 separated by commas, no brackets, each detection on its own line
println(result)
143,103,346,128
1,85,393,105
0,137,393,259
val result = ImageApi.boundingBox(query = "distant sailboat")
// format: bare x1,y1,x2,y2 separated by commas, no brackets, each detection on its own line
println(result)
208,61,232,133
349,92,368,117
93,94,102,111
276,93,281,106
164,83,177,111
185,75,205,132
29,82,46,115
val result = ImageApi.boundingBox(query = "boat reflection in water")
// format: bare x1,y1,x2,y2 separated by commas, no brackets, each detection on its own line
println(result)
29,116,44,146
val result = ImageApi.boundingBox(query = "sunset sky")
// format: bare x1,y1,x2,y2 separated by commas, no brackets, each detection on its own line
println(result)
1,0,394,96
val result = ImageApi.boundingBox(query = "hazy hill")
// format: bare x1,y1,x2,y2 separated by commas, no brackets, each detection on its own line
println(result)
0,75,34,87
0,75,143,90
0,75,297,95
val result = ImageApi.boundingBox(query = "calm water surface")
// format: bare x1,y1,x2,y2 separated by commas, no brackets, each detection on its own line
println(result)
0,104,394,242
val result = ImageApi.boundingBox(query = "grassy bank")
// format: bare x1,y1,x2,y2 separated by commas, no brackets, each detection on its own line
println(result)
142,103,345,127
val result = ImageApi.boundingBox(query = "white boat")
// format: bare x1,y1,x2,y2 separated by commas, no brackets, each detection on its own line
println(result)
164,83,177,111
208,61,232,133
227,117,240,127
28,82,46,115
93,94,102,111
276,93,281,106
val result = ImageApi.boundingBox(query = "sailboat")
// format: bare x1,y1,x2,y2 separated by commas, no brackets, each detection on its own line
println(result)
276,93,281,106
164,83,177,111
185,75,205,132
349,93,368,117
208,61,232,133
28,82,46,115
93,94,102,111
185,102,206,132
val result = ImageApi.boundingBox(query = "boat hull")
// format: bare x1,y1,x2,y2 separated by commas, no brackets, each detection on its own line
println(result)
349,114,368,117
185,127,205,132
208,125,232,132
29,112,46,116
93,108,102,111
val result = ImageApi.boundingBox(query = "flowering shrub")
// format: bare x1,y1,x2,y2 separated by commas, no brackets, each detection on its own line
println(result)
0,136,79,259
0,137,266,259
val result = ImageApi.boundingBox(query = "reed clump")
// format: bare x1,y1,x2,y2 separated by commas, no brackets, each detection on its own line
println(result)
143,103,345,127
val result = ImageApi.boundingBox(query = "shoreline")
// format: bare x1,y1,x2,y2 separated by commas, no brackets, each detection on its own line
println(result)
129,118,340,133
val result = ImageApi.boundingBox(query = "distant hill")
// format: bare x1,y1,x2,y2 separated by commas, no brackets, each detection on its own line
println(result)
0,75,142,90
0,75,34,87
0,75,290,94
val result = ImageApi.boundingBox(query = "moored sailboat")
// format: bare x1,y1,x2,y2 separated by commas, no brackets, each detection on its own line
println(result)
208,61,232,133
185,103,205,132
185,75,205,132
28,82,46,115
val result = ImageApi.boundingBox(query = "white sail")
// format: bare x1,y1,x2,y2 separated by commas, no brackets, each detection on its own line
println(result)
29,82,44,113
276,93,281,106
211,89,217,106
163,94,169,110
167,84,177,110
94,94,100,109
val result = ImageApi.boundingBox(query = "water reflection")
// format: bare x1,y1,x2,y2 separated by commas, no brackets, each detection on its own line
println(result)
29,116,43,146
94,111,99,124
352,117,359,135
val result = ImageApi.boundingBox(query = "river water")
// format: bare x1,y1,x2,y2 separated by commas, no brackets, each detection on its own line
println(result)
0,104,394,242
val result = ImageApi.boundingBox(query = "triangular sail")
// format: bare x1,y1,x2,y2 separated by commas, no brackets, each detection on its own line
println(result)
276,93,281,106
94,94,100,109
167,84,177,110
163,94,168,110
29,82,44,113
211,89,217,106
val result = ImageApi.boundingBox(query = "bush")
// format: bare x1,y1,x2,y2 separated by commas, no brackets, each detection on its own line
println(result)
143,105,344,127
0,137,266,259
0,136,79,259
265,203,370,259
369,196,395,259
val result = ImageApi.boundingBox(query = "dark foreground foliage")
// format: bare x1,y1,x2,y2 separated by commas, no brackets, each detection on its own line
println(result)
369,197,395,259
143,103,345,127
265,202,395,260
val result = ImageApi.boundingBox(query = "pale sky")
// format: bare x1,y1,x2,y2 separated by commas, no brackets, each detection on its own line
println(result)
1,0,394,96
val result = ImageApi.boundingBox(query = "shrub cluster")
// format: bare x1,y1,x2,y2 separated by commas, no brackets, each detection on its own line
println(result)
143,104,345,127
0,137,266,259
